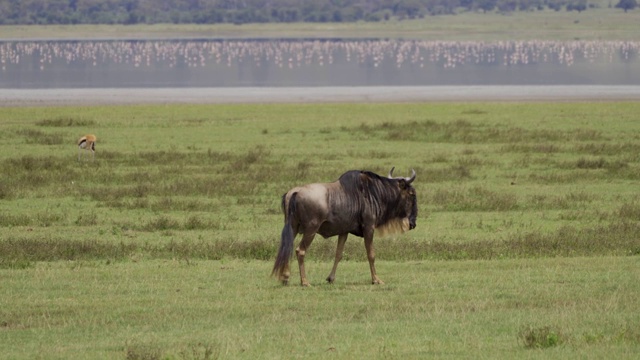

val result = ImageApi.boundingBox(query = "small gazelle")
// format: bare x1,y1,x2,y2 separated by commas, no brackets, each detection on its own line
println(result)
77,134,96,161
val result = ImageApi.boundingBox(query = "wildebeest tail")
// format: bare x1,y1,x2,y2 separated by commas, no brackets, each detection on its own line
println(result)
272,192,297,278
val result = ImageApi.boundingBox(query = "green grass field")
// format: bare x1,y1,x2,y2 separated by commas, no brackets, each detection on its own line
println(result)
1,102,639,358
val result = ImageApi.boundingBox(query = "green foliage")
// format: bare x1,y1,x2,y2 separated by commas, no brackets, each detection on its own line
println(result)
0,0,633,26
616,0,638,12
2,9,638,42
519,325,565,348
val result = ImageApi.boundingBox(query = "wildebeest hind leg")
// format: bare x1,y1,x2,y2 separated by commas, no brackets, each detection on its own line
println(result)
326,233,348,284
296,232,316,286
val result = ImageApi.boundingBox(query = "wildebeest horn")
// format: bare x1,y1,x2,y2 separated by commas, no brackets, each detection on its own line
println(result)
388,167,416,184
406,169,416,184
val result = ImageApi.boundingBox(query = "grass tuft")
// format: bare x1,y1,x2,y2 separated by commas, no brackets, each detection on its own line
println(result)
0,213,32,227
125,340,163,360
519,325,565,349
175,342,220,360
576,157,607,169
36,117,96,127
16,129,64,145
0,237,137,263
75,211,98,226
430,186,517,211
618,202,640,220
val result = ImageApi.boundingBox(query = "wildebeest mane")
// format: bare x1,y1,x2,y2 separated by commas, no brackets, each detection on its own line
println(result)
339,170,407,228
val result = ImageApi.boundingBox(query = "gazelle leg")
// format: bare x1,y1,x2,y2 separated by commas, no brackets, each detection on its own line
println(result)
296,232,316,287
326,233,348,284
364,232,384,285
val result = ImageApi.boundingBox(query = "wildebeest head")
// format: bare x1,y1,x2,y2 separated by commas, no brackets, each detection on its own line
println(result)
388,167,418,231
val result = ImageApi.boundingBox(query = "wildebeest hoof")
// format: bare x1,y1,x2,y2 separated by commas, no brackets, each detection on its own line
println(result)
372,279,385,285
326,276,336,284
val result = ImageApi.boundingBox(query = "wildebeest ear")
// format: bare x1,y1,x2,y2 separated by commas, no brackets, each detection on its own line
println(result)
398,179,407,189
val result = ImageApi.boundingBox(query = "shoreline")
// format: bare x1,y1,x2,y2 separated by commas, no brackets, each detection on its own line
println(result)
1,86,639,106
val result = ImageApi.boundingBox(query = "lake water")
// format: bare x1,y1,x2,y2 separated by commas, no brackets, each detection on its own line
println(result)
1,39,639,88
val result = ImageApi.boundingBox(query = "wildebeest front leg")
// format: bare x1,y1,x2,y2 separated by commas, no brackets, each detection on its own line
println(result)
296,232,316,286
326,233,348,284
364,233,384,285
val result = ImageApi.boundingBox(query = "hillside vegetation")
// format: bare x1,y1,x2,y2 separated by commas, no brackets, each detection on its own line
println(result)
1,9,638,41
0,0,636,26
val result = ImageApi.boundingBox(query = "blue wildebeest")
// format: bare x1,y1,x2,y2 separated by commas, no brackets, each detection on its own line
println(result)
272,167,417,286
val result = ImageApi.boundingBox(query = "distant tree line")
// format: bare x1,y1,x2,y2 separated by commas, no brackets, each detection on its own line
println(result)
0,0,636,25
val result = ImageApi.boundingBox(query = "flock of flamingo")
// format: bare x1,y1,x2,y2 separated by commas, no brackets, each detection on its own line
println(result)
1,39,638,71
